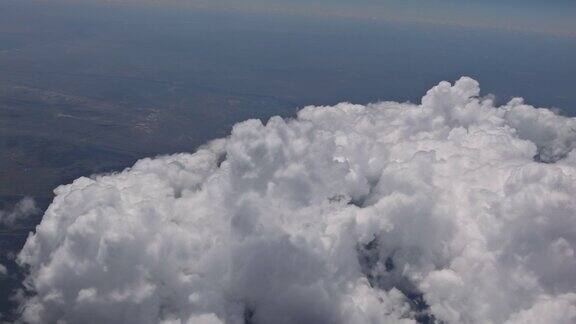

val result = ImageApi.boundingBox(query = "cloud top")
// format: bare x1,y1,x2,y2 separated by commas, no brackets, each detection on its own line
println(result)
17,78,576,323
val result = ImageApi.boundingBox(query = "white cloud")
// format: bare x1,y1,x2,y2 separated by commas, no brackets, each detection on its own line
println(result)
0,197,38,227
16,78,576,323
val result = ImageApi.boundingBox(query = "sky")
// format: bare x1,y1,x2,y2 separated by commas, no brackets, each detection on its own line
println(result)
87,0,576,36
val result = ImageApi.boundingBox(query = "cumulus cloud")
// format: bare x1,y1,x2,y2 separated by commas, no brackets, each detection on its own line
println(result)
0,197,38,228
16,77,576,323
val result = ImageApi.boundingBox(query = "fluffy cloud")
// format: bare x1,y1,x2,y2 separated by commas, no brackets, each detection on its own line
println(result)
17,78,576,323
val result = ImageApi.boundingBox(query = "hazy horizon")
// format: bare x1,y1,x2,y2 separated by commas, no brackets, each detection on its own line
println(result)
54,0,576,37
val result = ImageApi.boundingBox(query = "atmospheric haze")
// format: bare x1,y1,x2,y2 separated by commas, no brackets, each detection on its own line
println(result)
15,78,576,323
